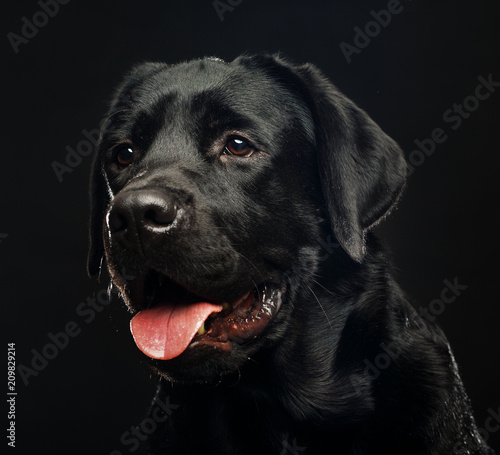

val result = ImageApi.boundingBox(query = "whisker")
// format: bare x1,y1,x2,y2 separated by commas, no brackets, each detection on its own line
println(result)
311,279,355,304
307,285,333,329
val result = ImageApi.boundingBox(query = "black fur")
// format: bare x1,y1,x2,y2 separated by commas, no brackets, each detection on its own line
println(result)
88,54,494,454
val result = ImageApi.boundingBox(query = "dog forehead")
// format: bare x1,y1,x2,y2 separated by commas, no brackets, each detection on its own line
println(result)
112,57,315,151
134,57,282,98
126,57,311,124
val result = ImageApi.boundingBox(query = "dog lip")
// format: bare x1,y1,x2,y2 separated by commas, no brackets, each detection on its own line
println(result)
190,281,284,348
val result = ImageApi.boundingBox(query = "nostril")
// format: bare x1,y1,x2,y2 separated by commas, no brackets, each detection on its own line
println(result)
108,210,128,232
144,204,177,226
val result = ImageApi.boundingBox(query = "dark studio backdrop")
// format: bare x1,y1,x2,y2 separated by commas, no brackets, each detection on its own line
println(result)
2,0,499,453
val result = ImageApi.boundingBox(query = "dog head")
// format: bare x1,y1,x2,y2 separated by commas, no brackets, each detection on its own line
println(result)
88,55,406,383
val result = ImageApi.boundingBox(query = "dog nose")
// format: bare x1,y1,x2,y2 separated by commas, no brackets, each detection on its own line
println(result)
108,189,179,249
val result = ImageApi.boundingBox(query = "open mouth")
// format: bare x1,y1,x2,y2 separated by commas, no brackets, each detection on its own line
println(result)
123,270,284,360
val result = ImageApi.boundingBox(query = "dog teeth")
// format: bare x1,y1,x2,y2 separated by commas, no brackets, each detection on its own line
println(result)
197,321,206,335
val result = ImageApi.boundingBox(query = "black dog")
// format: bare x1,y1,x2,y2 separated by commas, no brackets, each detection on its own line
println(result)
88,54,494,454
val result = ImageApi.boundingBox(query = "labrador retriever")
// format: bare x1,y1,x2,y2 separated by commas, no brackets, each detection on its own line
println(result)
88,54,494,454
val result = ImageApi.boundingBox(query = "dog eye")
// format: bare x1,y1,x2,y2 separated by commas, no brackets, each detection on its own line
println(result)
115,146,135,167
224,138,255,157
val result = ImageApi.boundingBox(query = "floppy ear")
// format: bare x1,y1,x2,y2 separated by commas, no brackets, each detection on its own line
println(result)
87,151,108,277
293,63,407,262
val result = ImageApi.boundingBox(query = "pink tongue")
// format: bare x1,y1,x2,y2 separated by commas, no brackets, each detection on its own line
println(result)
130,301,223,360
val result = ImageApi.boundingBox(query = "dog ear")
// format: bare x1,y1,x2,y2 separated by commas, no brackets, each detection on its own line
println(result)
87,150,108,277
292,63,407,262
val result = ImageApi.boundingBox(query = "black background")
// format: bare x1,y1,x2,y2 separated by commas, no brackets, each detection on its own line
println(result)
2,0,499,453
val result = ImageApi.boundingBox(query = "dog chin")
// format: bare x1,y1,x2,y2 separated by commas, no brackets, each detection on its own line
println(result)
148,343,259,384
